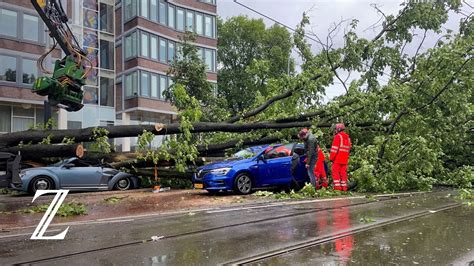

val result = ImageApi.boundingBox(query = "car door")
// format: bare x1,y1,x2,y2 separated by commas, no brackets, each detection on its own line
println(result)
257,144,294,186
58,159,104,189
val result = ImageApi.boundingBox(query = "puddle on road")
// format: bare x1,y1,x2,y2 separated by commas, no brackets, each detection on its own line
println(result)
258,205,474,265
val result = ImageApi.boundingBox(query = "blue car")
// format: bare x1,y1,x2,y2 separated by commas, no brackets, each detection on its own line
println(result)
10,157,140,194
193,143,309,194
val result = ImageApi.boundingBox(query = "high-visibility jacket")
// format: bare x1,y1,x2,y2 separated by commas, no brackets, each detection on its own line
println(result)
329,132,351,164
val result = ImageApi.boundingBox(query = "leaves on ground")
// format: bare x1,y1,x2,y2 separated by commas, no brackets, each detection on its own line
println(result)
20,202,87,217
255,184,352,200
104,196,129,204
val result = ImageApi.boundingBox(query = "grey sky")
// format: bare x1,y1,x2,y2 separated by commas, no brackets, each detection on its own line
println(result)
217,0,471,101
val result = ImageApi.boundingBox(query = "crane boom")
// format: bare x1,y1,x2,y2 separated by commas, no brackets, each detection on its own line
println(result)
31,0,91,112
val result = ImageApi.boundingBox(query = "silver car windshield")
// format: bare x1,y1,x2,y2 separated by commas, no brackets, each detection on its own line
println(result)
49,159,68,167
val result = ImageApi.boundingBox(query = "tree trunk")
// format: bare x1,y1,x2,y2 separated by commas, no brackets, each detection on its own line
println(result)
0,120,390,149
0,144,84,160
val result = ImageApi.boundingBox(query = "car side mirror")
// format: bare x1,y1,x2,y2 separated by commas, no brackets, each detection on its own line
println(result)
257,155,266,163
64,163,74,169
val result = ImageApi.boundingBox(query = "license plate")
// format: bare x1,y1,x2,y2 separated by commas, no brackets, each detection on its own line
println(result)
194,183,203,189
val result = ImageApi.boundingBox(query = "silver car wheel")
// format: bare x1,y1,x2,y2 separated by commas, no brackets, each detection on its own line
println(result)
36,180,48,190
236,174,252,194
32,177,53,192
116,178,131,190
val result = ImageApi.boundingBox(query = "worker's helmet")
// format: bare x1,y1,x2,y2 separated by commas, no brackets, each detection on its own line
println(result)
298,128,309,139
335,123,345,132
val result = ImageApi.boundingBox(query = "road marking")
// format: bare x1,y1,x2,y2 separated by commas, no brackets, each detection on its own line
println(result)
0,229,62,239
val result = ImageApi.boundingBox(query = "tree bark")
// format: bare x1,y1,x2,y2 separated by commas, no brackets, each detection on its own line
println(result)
0,120,390,149
0,144,84,160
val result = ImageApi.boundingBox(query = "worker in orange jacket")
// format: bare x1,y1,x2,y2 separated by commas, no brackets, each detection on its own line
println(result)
313,147,328,189
329,123,351,191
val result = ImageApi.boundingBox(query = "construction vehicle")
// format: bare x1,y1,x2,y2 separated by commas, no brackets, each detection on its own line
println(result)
31,0,92,112
0,153,21,188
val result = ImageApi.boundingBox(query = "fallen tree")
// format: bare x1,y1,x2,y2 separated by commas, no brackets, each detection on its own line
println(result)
0,120,390,149
0,144,84,160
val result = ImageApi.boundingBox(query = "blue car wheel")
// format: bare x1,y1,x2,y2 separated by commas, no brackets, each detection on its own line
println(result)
234,173,253,195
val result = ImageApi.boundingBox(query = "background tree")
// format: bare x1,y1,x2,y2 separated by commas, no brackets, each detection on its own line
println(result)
217,16,295,115
165,32,227,121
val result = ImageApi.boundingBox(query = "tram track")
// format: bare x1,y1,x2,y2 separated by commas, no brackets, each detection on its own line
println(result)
11,192,440,265
224,203,463,265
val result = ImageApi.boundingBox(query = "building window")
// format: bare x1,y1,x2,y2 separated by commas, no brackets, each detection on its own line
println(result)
140,71,150,97
176,8,184,31
204,15,212,38
83,86,99,105
204,49,213,72
159,38,167,63
125,31,137,59
140,32,149,57
167,4,175,28
100,77,114,107
213,16,217,38
0,9,17,37
23,14,39,41
124,0,137,21
150,0,158,22
186,11,194,32
195,13,203,35
100,3,114,34
140,0,149,18
0,105,11,133
100,40,114,70
0,55,17,82
125,71,138,97
22,59,37,84
168,41,175,64
151,74,159,98
160,75,167,99
197,47,204,61
159,0,166,25
67,121,82,130
150,35,158,60
176,43,183,60
199,0,216,4
12,107,35,132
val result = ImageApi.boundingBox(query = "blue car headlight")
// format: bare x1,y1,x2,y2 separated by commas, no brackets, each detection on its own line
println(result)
210,167,232,176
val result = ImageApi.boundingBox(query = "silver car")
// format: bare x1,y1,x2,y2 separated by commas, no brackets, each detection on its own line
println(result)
11,157,140,194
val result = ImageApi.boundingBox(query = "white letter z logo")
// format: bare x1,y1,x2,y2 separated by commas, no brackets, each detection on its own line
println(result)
31,190,70,240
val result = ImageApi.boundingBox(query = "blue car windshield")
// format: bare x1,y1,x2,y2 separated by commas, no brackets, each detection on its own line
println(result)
233,145,269,159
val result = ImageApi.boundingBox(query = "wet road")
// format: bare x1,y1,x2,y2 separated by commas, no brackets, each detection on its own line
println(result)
0,190,472,265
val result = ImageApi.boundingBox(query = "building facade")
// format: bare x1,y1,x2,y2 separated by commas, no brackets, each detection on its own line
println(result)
0,0,217,152
115,0,217,151
0,0,116,133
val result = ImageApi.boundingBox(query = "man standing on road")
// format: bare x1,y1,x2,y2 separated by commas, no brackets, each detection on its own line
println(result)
329,123,352,191
298,128,318,188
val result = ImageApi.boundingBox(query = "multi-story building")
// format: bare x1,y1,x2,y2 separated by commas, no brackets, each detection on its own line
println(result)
0,0,116,133
115,0,217,151
0,0,217,152
0,0,62,134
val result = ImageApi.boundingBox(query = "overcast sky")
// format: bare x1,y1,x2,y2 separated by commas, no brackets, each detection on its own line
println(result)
217,0,470,101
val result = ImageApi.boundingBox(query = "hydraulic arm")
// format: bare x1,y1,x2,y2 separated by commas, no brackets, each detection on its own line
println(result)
31,0,91,112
